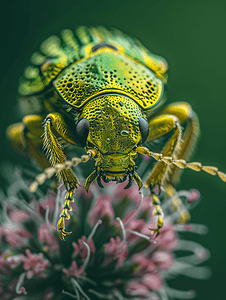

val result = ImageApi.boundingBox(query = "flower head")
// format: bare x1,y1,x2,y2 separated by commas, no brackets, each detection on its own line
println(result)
0,167,210,300
21,249,49,279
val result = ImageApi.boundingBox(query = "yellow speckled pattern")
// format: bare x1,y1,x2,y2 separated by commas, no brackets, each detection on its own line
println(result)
18,26,167,115
54,50,163,110
80,95,144,153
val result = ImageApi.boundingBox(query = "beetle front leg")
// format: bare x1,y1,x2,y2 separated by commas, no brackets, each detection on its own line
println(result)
43,112,80,240
43,112,80,189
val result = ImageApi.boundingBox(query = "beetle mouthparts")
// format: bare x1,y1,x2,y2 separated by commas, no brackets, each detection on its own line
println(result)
97,165,143,190
102,173,127,184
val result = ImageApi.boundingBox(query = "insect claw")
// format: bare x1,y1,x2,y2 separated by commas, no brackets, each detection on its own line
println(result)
124,181,132,189
84,170,98,191
149,220,162,238
59,230,72,241
150,227,161,238
97,176,104,188
57,217,72,241
155,231,161,238
124,174,133,189
59,232,65,242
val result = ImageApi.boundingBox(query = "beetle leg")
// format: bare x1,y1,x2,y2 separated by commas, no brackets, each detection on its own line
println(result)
154,103,199,224
155,102,199,187
139,104,199,231
58,189,74,241
43,112,79,191
144,114,182,188
7,115,50,169
149,189,164,237
164,182,190,224
43,112,82,240
137,114,182,234
7,123,27,154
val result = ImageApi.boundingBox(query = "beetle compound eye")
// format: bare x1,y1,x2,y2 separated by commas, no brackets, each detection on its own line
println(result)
76,118,90,146
139,117,149,143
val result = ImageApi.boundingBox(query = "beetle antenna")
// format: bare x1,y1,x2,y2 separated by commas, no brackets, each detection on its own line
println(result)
136,146,226,183
29,154,90,193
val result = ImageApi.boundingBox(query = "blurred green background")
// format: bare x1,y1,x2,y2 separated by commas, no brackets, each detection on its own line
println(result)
1,0,225,299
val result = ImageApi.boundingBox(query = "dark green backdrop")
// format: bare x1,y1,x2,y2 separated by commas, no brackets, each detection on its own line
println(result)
1,0,225,299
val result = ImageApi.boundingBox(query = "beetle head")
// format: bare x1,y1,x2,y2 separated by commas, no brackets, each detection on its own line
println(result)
76,95,149,190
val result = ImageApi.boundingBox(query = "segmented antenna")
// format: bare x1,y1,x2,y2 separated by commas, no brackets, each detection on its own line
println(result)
29,148,226,193
29,155,90,193
136,146,226,183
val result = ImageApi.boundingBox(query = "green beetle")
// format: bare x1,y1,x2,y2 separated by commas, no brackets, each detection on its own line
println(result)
7,26,226,240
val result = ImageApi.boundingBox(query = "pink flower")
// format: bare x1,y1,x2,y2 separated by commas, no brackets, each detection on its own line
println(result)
40,189,58,212
123,218,146,242
38,224,59,254
154,222,179,250
104,236,128,267
151,250,174,270
21,249,49,279
72,241,80,258
7,228,31,248
72,236,95,260
34,189,60,217
188,189,200,203
126,281,149,296
111,183,141,204
0,167,210,299
142,273,163,291
62,261,84,278
132,253,155,273
9,210,30,223
19,287,27,295
0,225,31,248
88,194,114,226
140,221,178,250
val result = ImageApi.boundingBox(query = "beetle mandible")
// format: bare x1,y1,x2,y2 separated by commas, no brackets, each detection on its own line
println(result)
7,26,226,240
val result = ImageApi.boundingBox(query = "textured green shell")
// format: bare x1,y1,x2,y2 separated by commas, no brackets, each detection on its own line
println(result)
19,26,168,112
